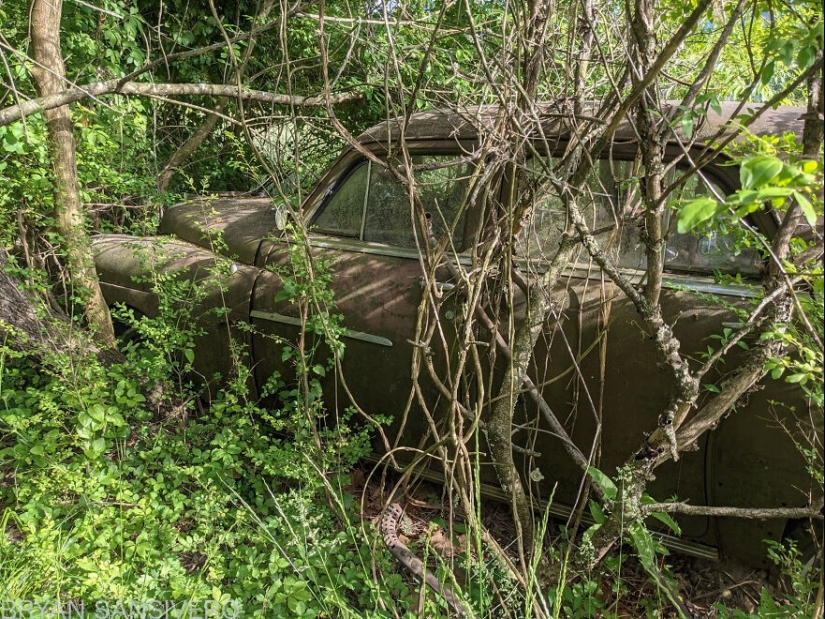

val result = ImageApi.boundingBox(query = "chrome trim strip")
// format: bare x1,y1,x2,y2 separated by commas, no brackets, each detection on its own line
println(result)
343,331,393,348
520,261,759,298
303,235,757,298
250,310,393,347
306,234,473,265
250,310,303,328
662,278,758,298
435,281,456,293
359,161,371,241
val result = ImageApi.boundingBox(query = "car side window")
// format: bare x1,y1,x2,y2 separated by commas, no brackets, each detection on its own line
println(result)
517,160,647,269
363,165,416,246
517,159,761,276
313,162,370,239
312,155,470,251
663,174,761,275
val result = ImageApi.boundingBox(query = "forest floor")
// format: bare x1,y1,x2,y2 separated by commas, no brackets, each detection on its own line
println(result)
348,466,803,618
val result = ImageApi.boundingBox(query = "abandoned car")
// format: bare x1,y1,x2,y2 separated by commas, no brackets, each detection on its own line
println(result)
93,104,823,567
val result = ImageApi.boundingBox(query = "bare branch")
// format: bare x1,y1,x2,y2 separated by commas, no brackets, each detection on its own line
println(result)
0,80,361,127
641,503,823,521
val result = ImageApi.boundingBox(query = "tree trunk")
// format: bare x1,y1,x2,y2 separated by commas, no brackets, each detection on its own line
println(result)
157,107,223,191
0,249,122,366
30,0,115,346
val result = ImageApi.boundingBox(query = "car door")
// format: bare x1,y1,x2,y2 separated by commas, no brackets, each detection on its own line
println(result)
521,154,818,562
249,150,473,460
512,156,770,548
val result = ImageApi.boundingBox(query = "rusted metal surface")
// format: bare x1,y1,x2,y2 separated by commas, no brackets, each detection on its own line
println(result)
92,234,261,396
159,194,279,265
357,102,804,147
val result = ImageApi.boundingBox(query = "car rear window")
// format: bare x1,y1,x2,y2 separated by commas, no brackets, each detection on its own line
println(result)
516,159,762,276
312,155,470,251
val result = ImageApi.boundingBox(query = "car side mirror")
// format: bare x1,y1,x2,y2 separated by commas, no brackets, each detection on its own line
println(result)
272,203,291,230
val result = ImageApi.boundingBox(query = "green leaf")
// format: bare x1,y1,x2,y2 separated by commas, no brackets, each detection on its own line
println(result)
629,524,658,570
681,115,694,140
778,40,795,64
184,348,195,364
794,192,818,227
754,187,794,201
677,197,718,233
87,404,106,424
77,558,98,571
697,93,723,116
581,522,602,544
84,437,107,459
642,493,682,535
587,466,618,502
758,588,779,612
761,60,775,85
275,282,297,302
588,499,606,525
648,510,682,535
727,188,759,207
740,156,783,189
798,45,815,69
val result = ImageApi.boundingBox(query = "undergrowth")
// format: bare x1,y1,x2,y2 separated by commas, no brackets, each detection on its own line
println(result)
0,245,463,617
0,232,820,618
0,341,402,616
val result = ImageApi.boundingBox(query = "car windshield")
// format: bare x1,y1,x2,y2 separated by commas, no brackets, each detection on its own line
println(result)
311,155,471,251
516,158,762,276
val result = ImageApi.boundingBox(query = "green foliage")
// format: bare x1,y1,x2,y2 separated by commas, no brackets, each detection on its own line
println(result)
552,577,604,618
672,133,823,416
130,282,213,384
586,466,618,502
758,7,823,94
713,539,822,618
1,360,367,611
676,153,821,233
0,268,411,616
580,468,687,616
0,1,169,246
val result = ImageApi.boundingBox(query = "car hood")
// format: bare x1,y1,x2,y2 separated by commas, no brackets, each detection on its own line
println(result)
159,193,281,265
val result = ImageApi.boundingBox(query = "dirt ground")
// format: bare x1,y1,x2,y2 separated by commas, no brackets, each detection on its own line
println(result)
349,466,822,618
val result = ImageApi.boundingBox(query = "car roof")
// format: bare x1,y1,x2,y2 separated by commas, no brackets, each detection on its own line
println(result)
356,102,806,146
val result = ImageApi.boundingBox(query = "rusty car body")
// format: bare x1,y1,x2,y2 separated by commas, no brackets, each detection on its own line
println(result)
93,104,823,566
